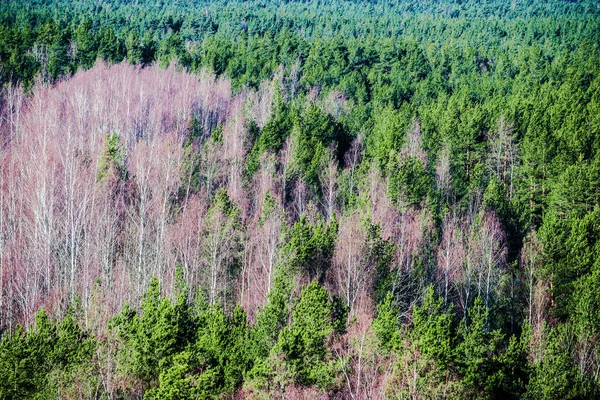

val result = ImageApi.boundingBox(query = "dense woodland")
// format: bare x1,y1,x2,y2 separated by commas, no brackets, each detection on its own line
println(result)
1,0,600,398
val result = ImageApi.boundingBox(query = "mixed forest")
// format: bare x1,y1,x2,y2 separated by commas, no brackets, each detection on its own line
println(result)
1,0,600,398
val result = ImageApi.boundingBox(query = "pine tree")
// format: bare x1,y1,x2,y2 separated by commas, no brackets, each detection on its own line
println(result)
74,20,97,69
457,296,504,398
112,277,178,386
525,324,584,399
250,267,293,360
412,286,454,369
98,26,122,63
277,281,334,387
372,292,399,352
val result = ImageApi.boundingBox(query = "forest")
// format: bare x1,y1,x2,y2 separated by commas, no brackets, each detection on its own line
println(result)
0,0,600,398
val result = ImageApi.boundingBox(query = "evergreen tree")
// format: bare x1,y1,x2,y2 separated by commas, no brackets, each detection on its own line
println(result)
112,277,179,386
98,26,123,63
74,20,97,69
412,286,454,369
457,296,504,398
372,292,398,352
277,281,335,387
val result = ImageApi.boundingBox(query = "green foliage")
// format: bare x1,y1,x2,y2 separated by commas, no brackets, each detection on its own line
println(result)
368,222,396,304
0,312,56,399
98,26,123,63
291,103,340,189
457,296,504,398
285,215,338,281
74,20,98,69
203,189,243,304
372,292,399,352
368,104,412,170
97,132,126,182
112,278,181,387
499,326,531,398
145,351,197,400
526,324,584,399
277,281,335,388
250,267,293,361
540,206,600,320
411,286,454,368
1,0,600,396
0,307,95,399
173,266,194,349
157,30,189,68
330,295,349,334
109,277,254,398
547,156,600,220
210,123,223,144
388,155,432,207
147,301,251,399
246,83,292,176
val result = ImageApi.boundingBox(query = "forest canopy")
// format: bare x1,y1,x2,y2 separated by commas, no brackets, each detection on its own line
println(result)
0,0,600,398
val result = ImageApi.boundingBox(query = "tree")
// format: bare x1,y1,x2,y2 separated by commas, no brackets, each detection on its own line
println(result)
389,287,456,398
291,103,338,191
157,31,188,68
498,328,531,398
488,116,518,198
286,215,337,282
126,136,183,296
436,145,453,203
147,299,251,399
112,277,178,389
526,324,584,399
250,266,293,363
343,133,364,202
367,104,411,171
388,154,431,207
98,26,123,64
0,307,95,398
74,20,97,69
97,132,126,182
437,211,464,305
125,30,143,64
320,149,339,222
246,82,292,176
277,281,335,387
0,311,55,398
372,292,398,353
332,211,378,317
202,189,242,306
477,211,507,316
243,191,283,315
222,112,249,212
521,230,545,327
456,296,504,397
411,286,454,369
